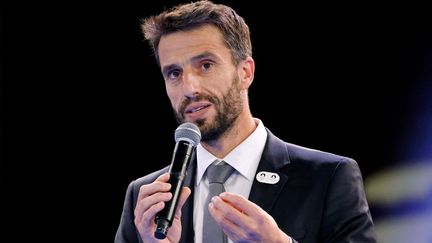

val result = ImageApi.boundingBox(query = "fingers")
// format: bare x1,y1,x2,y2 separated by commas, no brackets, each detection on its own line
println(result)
208,198,246,238
140,201,166,229
137,173,171,201
209,192,273,241
219,192,264,218
134,173,172,227
209,195,252,231
133,172,192,242
210,192,290,243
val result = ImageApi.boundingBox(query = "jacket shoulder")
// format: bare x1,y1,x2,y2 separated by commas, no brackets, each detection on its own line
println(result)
128,166,170,193
286,142,355,165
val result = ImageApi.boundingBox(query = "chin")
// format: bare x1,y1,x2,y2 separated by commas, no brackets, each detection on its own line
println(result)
195,117,207,127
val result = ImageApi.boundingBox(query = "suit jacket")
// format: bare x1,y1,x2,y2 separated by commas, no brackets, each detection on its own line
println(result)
115,129,376,243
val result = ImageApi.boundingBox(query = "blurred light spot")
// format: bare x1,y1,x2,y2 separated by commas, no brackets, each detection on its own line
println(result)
365,162,432,205
365,161,432,243
375,211,432,243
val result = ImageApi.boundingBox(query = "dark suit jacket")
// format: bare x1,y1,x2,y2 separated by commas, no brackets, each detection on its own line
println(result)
115,129,376,243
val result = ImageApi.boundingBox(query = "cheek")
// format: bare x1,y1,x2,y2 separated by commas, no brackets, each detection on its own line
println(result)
166,88,181,107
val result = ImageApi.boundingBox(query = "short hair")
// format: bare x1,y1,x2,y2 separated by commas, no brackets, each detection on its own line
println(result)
141,0,252,66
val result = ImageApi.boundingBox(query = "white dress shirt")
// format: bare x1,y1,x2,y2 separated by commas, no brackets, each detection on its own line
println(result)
193,118,268,243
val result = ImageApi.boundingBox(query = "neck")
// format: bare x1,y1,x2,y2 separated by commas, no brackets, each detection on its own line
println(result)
201,110,256,158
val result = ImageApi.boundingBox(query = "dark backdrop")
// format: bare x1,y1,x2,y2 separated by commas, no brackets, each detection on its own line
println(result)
1,1,431,242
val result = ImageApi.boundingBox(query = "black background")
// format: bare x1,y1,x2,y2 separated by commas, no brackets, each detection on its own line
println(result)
1,1,431,242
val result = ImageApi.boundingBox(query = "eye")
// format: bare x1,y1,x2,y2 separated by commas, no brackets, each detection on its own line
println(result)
201,62,213,72
167,69,181,81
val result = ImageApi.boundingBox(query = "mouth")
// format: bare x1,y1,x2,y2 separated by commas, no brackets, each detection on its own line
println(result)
185,103,211,114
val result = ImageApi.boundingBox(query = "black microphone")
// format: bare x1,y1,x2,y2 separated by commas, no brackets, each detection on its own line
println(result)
154,122,201,239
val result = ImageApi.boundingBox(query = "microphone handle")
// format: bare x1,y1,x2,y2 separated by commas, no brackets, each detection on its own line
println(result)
154,141,195,239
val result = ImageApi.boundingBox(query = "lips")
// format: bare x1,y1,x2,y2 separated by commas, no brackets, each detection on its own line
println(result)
185,102,211,114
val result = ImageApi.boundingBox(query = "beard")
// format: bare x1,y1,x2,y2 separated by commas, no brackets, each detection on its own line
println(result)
174,75,243,142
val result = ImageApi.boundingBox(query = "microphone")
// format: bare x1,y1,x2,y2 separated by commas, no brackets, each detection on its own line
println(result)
154,122,201,239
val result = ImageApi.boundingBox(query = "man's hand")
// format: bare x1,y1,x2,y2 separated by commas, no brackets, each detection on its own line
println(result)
209,192,292,243
134,173,191,243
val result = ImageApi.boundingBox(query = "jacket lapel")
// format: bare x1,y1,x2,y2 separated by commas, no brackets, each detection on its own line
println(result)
248,129,290,213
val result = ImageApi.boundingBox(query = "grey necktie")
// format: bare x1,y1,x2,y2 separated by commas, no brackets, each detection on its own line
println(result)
203,161,235,243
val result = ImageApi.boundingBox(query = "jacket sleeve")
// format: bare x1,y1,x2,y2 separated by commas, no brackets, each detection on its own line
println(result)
320,158,377,242
114,180,142,243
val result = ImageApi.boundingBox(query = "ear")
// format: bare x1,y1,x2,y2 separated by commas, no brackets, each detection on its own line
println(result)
239,56,255,90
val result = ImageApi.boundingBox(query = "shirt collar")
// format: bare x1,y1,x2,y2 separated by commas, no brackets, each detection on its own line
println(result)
196,118,267,185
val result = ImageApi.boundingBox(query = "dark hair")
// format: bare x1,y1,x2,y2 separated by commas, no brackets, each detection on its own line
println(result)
141,0,252,66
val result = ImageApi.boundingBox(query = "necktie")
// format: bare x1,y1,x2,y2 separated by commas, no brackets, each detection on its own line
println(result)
203,161,235,243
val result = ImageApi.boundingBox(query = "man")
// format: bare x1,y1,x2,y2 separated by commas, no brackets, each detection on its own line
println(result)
115,1,376,242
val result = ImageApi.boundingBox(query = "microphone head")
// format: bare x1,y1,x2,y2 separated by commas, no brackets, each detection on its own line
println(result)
175,122,201,146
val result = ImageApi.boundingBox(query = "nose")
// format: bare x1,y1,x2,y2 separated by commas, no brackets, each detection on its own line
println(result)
182,68,200,99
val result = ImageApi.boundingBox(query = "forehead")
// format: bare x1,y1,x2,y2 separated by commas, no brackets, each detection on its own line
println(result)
158,25,231,66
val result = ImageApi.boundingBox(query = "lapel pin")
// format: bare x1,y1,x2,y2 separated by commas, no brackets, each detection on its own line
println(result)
256,171,280,184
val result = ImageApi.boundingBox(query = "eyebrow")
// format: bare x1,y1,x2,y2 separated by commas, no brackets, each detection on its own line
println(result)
191,51,219,63
161,51,221,76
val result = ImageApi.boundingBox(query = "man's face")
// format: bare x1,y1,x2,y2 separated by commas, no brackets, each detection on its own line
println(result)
158,25,243,141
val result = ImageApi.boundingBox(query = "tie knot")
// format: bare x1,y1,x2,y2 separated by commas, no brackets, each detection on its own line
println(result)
206,161,234,184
